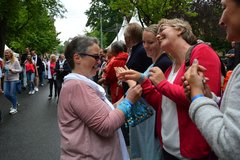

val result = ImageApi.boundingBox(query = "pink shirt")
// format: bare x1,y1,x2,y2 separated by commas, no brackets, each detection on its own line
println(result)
58,79,125,160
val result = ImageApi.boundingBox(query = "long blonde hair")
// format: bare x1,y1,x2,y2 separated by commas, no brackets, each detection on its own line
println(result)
4,49,16,64
50,54,57,63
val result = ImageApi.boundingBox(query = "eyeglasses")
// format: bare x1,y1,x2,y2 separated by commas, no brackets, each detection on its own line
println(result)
78,53,100,61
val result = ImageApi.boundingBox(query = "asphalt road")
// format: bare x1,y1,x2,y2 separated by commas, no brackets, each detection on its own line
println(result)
0,84,60,160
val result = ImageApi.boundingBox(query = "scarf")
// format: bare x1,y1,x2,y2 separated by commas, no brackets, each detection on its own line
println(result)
59,59,65,69
64,73,130,160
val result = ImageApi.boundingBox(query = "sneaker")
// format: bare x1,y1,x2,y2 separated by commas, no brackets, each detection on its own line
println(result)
48,95,52,99
10,103,19,111
9,108,18,114
31,90,35,95
34,87,39,92
28,91,32,94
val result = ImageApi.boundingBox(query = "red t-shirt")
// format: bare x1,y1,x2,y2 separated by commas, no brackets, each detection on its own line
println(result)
25,62,35,73
50,62,56,76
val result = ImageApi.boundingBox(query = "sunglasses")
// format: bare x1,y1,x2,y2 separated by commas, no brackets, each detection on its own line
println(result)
78,53,100,61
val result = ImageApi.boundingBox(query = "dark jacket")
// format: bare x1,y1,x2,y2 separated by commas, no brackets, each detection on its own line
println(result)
154,53,172,73
126,42,152,72
123,42,152,93
55,59,71,81
32,55,44,74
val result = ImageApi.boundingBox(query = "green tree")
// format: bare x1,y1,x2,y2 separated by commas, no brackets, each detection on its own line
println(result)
86,0,229,52
110,0,195,25
85,0,195,47
187,0,229,52
0,0,66,57
85,0,125,48
56,43,65,54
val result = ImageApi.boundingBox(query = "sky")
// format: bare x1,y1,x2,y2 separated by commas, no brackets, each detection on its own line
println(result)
54,0,91,43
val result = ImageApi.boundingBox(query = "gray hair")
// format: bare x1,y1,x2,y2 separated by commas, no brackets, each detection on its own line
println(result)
111,41,127,55
64,35,99,69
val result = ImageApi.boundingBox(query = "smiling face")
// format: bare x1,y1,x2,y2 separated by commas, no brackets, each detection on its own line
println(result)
219,0,240,41
143,30,161,62
77,43,101,78
156,25,181,53
4,50,13,61
27,55,32,60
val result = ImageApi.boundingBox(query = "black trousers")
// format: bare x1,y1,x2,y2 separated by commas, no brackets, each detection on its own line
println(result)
48,78,57,97
56,78,63,97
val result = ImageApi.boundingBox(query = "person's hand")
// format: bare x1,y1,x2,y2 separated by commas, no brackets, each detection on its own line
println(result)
97,78,105,85
202,83,212,98
9,68,14,73
126,84,142,104
115,66,142,82
126,80,136,87
182,77,191,101
184,59,206,98
182,76,212,101
148,67,165,86
114,67,125,79
226,53,235,58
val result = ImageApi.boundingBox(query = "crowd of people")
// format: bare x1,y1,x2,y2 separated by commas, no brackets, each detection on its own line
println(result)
1,0,240,159
0,48,71,115
58,0,240,159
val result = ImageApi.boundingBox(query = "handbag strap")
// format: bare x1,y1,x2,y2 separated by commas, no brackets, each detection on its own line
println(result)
185,43,226,77
185,45,197,69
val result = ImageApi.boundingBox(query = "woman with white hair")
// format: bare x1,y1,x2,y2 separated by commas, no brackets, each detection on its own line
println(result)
3,49,22,114
47,54,57,99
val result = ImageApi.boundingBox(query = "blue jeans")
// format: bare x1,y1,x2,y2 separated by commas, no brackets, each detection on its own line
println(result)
20,66,27,87
4,81,18,109
40,71,45,85
26,71,35,91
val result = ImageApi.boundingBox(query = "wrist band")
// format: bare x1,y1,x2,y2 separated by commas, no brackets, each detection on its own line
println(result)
124,98,133,106
117,98,133,116
191,94,204,102
137,73,145,84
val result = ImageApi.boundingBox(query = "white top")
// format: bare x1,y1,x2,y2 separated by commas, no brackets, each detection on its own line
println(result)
161,63,184,159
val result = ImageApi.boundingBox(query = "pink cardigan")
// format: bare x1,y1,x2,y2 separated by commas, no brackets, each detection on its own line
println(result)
58,79,125,160
142,44,221,159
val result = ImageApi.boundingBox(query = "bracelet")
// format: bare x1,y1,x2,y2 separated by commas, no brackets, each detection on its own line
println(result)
117,98,133,116
191,94,204,102
124,98,133,106
137,73,145,84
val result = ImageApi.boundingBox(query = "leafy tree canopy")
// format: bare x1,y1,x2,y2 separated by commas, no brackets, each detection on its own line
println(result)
0,0,66,57
85,0,230,52
85,0,126,48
